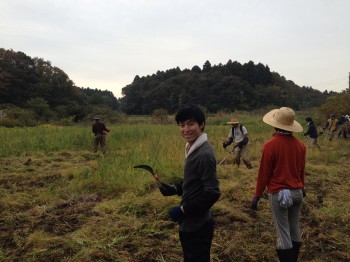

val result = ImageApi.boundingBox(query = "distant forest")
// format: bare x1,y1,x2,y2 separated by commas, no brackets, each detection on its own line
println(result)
0,48,120,124
0,48,343,125
120,60,334,114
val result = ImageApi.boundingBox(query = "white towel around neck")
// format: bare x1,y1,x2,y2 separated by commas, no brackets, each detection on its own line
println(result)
185,133,208,158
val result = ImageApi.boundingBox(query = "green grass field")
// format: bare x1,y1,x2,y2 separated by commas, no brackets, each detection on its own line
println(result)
0,113,349,261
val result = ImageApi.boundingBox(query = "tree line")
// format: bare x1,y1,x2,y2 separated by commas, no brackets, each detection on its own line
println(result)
0,48,120,125
1,48,348,126
120,60,335,114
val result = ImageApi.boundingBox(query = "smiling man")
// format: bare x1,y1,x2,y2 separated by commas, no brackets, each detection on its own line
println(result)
159,104,221,262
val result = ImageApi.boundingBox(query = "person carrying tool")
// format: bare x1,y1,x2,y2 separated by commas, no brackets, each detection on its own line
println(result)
222,117,253,169
320,113,338,141
251,107,306,262
92,115,110,154
304,117,321,149
158,104,221,262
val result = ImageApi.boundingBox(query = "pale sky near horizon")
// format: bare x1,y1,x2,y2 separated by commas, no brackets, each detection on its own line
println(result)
1,0,350,98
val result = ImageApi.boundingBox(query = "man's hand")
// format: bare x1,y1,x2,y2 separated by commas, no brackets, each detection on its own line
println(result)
302,189,306,198
251,196,260,210
169,206,184,222
159,182,177,196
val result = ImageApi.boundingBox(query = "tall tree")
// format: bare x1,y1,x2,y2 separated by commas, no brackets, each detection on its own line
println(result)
202,60,212,72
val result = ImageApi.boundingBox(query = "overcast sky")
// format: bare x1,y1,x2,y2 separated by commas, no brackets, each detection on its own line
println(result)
1,0,350,98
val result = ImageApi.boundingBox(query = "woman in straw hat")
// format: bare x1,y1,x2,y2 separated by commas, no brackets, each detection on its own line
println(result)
251,107,306,262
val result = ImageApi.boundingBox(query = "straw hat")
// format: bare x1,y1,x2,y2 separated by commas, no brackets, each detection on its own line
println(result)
226,117,239,124
263,107,303,132
93,115,100,120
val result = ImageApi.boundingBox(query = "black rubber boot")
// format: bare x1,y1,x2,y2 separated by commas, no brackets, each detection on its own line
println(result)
276,248,294,262
292,241,301,261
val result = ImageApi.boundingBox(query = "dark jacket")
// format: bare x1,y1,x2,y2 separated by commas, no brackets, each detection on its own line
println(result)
179,142,221,232
92,121,109,136
304,121,318,138
337,116,346,126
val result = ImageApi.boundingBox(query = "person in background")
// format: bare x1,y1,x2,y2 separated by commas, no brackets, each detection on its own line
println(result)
223,117,253,169
159,104,221,262
345,115,350,136
304,117,321,150
92,115,110,154
320,113,338,141
251,107,306,262
336,115,348,139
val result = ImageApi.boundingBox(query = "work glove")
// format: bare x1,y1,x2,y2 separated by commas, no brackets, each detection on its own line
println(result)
251,196,260,210
159,182,177,196
223,142,228,149
302,189,306,198
169,206,184,222
319,131,323,135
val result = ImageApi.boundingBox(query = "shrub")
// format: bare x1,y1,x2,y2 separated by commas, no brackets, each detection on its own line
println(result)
0,106,37,127
152,108,170,124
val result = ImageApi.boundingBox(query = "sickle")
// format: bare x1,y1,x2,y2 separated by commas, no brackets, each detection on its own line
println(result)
133,164,160,182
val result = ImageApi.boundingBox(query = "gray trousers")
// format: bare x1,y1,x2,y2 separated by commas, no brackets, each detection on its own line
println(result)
269,189,303,250
309,138,321,149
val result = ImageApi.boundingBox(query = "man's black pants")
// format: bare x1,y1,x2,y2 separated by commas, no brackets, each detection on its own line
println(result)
179,220,214,262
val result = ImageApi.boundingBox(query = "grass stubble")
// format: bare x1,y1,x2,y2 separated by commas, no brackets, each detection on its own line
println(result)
0,116,349,261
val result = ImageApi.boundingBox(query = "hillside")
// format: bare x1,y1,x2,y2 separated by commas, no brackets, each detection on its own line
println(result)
0,48,120,123
120,60,334,114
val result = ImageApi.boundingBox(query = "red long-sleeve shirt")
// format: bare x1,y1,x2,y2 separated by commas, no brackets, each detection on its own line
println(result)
255,133,306,197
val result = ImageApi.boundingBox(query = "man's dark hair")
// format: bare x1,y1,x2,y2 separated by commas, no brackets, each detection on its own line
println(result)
175,104,206,131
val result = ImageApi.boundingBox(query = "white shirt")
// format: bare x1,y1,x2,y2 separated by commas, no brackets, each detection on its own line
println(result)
228,125,248,143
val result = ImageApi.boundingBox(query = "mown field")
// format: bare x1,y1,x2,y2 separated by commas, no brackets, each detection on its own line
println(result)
0,112,349,261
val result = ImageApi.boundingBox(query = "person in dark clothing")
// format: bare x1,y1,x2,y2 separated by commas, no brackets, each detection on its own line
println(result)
345,115,350,136
92,115,110,154
304,117,321,149
159,104,221,262
337,115,348,139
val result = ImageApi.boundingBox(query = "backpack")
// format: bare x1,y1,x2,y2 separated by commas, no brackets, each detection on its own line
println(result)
232,125,248,147
231,124,244,134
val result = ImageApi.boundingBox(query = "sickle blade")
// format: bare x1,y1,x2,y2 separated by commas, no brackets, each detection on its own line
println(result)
133,164,160,182
133,164,155,175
